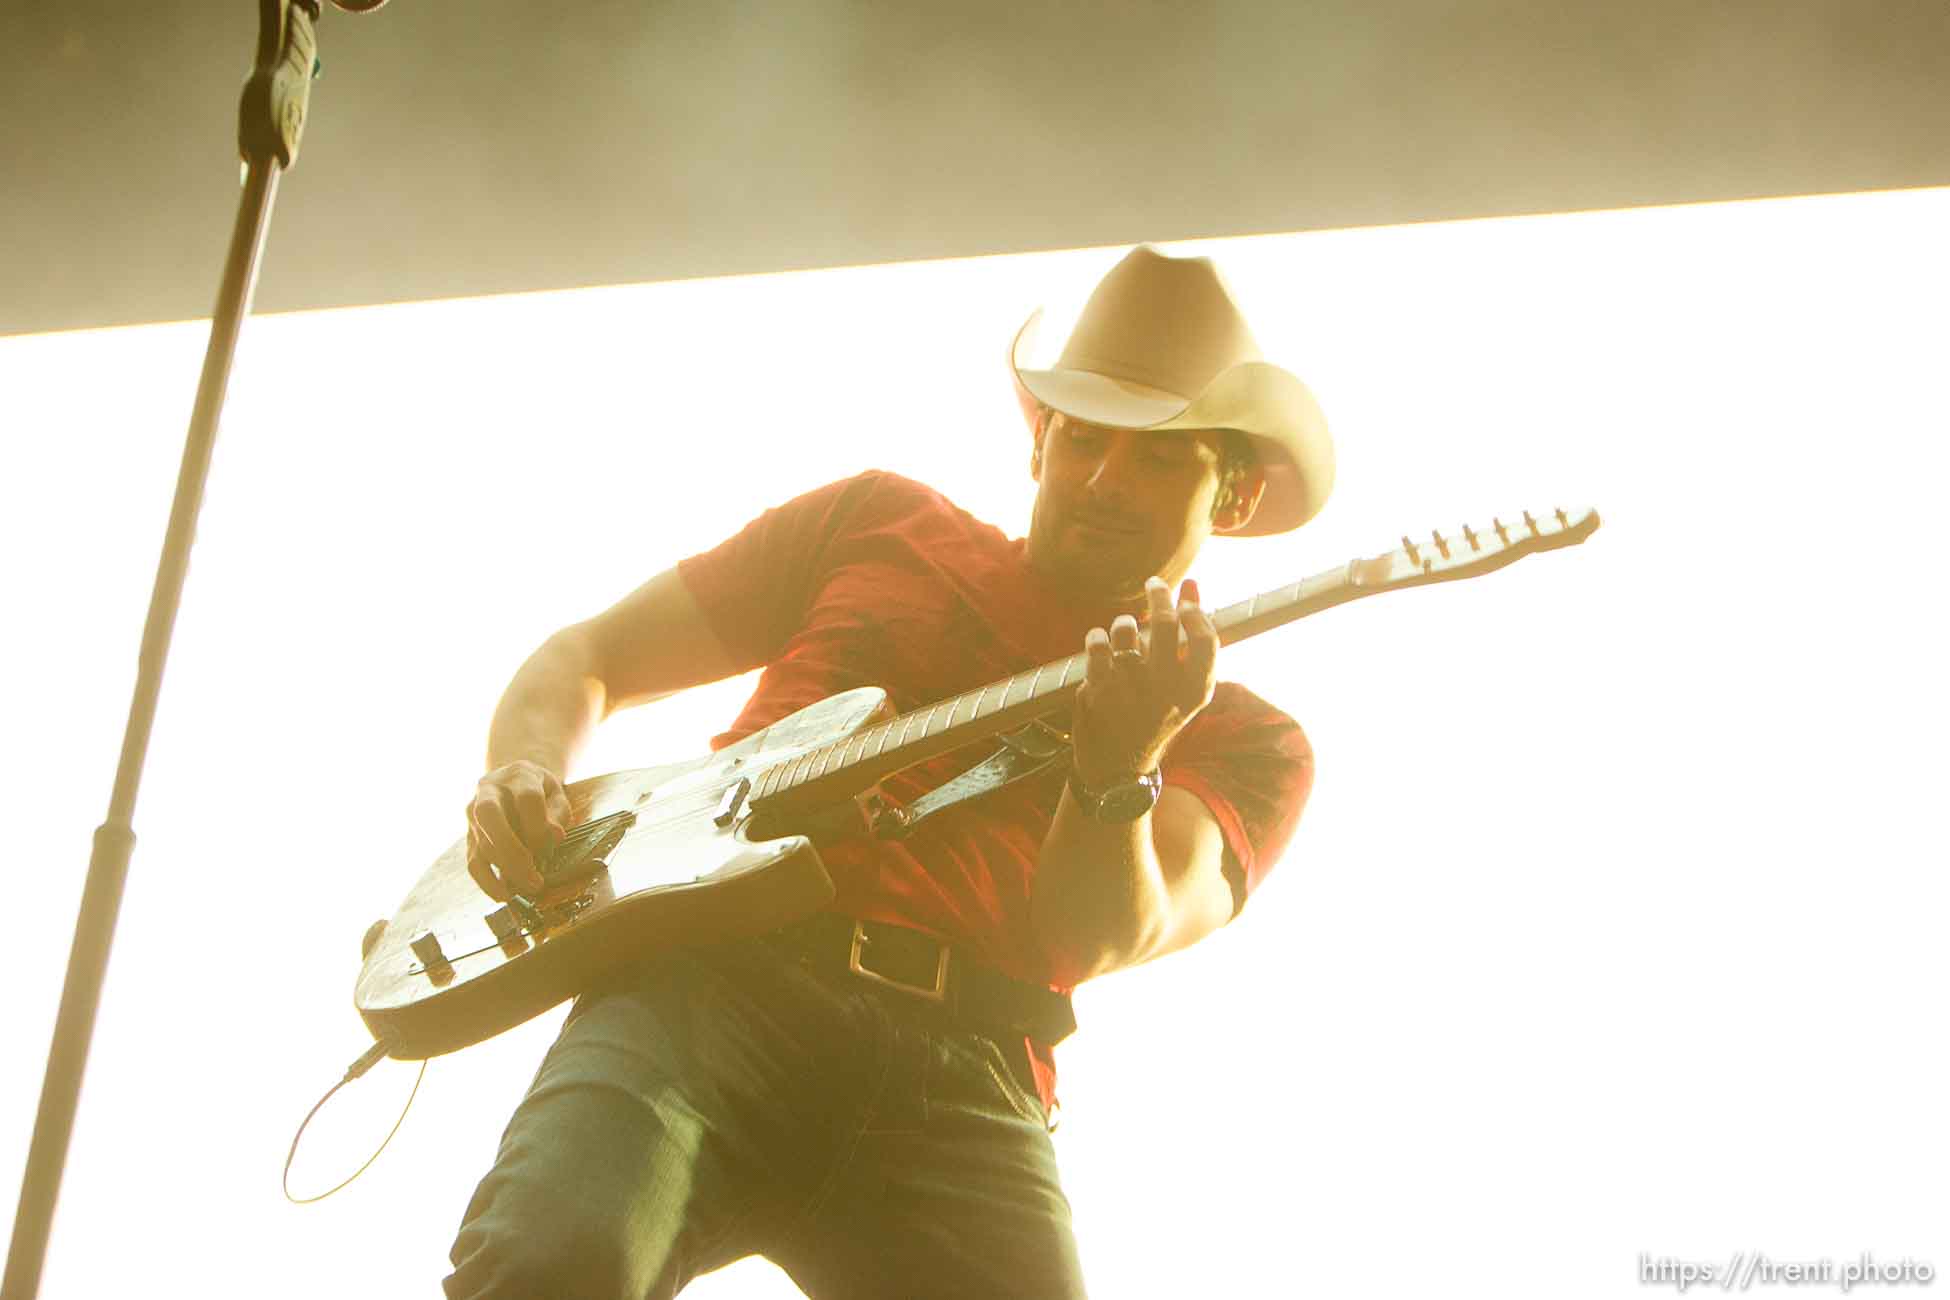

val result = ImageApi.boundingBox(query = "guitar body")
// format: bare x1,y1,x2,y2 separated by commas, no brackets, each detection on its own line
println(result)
355,687,893,1059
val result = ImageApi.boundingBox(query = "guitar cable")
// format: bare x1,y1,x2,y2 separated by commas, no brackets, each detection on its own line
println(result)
282,1037,426,1204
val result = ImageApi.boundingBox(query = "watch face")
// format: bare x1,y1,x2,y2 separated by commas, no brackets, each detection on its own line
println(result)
1097,781,1159,822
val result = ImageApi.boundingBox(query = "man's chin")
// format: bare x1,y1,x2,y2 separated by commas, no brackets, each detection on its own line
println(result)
1049,548,1149,604
1026,526,1150,604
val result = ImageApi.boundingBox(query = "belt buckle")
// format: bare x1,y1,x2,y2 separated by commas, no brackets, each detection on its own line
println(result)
847,920,950,1004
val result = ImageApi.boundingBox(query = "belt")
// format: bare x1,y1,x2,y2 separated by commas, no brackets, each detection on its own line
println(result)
766,913,1076,1047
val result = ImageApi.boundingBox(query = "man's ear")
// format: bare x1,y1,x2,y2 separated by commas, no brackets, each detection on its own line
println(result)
1213,466,1267,534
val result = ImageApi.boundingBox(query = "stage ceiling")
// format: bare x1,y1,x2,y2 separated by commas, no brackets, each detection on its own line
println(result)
3,0,1946,337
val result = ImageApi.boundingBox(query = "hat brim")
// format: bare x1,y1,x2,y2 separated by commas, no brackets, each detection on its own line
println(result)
1010,310,1334,535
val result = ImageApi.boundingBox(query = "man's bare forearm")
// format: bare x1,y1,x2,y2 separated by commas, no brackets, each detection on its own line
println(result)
1030,795,1172,983
1030,780,1237,986
484,630,609,777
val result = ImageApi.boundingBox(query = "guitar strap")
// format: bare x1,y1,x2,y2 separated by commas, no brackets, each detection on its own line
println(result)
870,718,1071,841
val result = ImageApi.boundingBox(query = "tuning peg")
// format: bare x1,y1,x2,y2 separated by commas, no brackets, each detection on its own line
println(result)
1555,507,1569,529
1430,528,1451,559
1492,516,1510,545
1522,510,1540,537
1462,523,1481,551
1401,535,1422,566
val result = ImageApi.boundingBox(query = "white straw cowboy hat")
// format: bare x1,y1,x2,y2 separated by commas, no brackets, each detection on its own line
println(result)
1011,244,1334,535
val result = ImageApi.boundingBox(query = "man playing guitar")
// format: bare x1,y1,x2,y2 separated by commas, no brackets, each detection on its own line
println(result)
444,245,1329,1298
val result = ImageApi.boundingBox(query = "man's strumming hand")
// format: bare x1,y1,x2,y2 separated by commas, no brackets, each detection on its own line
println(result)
465,759,575,902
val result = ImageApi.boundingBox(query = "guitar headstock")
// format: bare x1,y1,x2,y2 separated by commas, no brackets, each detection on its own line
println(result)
1351,507,1602,589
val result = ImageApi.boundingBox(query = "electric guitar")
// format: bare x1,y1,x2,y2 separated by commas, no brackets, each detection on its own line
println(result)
354,507,1601,1058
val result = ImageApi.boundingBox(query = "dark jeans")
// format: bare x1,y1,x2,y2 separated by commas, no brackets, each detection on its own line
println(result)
443,934,1088,1299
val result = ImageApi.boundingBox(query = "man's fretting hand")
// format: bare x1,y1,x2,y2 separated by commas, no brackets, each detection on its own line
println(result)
465,759,574,901
1071,577,1217,788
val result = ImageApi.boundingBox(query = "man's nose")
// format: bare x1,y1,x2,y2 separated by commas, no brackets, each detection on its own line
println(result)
1082,435,1139,500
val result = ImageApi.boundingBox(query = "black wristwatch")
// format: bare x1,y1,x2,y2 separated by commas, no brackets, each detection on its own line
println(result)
1065,766,1163,823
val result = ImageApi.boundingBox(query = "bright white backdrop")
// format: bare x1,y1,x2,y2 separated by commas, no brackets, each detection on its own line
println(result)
3,187,1945,1298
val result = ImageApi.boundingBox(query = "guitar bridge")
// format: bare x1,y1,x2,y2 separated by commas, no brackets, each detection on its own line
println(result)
498,891,595,936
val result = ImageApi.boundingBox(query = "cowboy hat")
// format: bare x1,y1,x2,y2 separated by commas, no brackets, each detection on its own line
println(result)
1010,244,1334,535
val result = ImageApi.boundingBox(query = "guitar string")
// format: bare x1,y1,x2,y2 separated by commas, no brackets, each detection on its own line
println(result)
585,718,1046,839
565,558,1542,842
505,547,1569,881
484,564,1477,897
536,661,1094,859
532,593,1311,861
549,705,1049,851
534,733,993,868
532,604,1239,857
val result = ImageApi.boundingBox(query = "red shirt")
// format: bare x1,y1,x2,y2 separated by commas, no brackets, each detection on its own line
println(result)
677,471,1314,1104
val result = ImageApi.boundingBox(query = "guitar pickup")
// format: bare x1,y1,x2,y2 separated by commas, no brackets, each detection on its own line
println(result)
537,810,635,886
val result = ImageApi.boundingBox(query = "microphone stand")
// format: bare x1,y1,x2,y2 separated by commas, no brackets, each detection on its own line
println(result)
4,3,324,1295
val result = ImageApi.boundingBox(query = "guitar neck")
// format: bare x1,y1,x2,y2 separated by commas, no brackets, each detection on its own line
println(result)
751,507,1599,808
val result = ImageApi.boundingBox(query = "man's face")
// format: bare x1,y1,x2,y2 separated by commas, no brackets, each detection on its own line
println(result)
1024,412,1233,603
